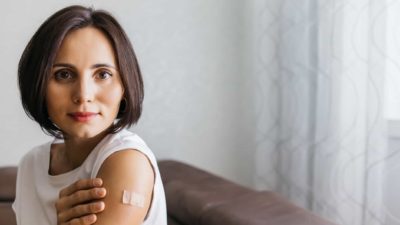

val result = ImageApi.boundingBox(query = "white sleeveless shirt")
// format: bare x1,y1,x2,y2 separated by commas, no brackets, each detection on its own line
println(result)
13,129,167,225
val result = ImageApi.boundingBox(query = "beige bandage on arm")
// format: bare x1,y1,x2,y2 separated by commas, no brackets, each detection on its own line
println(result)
122,190,145,208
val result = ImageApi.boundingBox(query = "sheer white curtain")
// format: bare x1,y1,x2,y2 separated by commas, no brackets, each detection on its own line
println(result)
252,0,392,224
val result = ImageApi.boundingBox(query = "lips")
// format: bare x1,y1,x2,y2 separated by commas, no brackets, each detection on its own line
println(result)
68,112,99,122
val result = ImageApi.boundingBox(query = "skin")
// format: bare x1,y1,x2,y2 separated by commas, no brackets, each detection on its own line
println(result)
47,27,154,225
55,178,106,225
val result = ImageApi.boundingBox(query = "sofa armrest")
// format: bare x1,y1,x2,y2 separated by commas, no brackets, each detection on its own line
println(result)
158,160,337,225
0,166,17,225
0,167,17,201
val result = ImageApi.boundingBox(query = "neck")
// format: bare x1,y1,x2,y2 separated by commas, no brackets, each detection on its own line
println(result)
63,132,107,168
50,131,108,175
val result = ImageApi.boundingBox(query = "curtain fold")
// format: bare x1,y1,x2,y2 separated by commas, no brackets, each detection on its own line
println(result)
253,0,390,224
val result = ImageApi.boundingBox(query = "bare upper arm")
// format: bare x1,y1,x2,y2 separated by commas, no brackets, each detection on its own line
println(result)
94,149,155,225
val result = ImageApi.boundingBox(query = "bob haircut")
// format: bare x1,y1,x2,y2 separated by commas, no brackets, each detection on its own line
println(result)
18,5,144,137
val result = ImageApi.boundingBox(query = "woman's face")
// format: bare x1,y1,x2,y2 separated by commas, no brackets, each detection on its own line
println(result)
46,27,124,139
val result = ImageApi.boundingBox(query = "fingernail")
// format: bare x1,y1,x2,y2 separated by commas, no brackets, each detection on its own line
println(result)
87,214,97,222
94,178,102,186
96,188,106,196
96,202,105,210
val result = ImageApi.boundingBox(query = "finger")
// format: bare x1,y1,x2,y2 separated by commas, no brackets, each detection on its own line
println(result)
62,214,97,225
60,178,103,198
58,201,104,223
71,214,97,225
56,188,106,211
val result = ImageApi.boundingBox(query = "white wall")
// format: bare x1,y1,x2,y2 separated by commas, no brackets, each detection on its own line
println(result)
0,0,256,188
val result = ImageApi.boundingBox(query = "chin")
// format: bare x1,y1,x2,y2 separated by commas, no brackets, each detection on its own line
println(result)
64,128,106,140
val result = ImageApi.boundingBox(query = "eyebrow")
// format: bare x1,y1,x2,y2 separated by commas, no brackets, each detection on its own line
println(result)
52,63,116,69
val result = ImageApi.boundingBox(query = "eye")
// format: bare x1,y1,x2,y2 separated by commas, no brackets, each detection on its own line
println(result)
96,70,113,80
54,70,73,81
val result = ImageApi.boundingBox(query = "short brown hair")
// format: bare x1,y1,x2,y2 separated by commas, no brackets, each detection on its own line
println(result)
18,5,144,137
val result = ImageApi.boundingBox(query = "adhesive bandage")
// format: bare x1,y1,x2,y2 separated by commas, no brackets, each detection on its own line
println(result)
122,190,145,208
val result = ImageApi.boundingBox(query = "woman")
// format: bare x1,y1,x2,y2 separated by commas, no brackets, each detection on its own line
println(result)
13,5,167,225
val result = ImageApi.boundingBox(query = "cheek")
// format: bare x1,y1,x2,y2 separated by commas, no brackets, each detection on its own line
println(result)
46,85,59,111
102,86,124,112
46,84,69,115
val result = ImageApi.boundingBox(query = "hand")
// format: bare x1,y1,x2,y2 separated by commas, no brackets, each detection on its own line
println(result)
55,178,107,225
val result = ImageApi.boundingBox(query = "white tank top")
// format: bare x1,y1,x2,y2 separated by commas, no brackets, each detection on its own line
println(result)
13,129,167,225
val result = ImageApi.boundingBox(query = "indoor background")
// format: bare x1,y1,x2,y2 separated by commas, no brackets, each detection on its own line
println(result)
1,0,400,225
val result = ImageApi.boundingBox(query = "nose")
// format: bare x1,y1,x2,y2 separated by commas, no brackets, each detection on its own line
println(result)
72,76,95,104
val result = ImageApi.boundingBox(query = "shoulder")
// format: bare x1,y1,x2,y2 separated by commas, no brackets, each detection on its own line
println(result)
95,149,155,224
97,149,155,195
15,141,51,196
91,129,157,176
99,149,155,179
112,129,150,152
18,141,51,169
91,130,156,224
98,130,156,187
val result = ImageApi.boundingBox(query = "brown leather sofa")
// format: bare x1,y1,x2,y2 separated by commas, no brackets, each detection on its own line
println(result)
0,167,16,225
0,160,336,225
